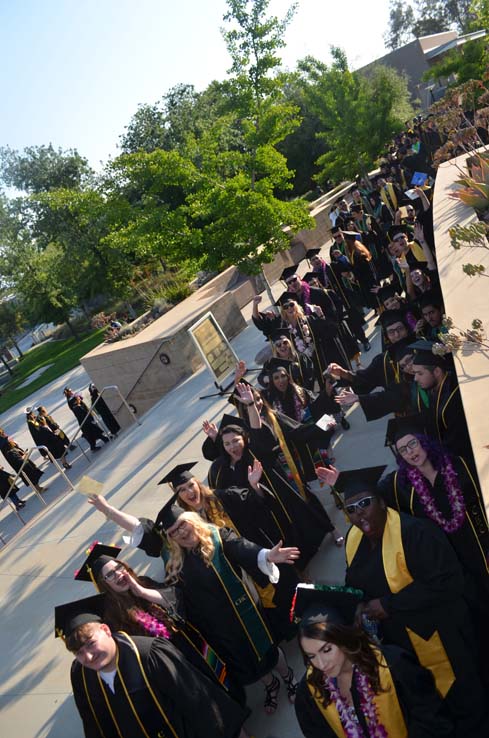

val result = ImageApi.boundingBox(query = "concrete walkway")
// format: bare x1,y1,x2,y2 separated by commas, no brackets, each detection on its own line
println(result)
0,297,393,738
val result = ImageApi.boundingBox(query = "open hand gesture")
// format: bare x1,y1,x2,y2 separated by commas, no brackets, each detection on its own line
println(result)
336,388,359,406
266,540,301,565
316,465,340,487
234,382,254,405
247,459,263,490
87,494,110,514
202,420,218,441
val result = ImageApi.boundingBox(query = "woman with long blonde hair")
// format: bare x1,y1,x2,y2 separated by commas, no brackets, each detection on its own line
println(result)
161,503,300,714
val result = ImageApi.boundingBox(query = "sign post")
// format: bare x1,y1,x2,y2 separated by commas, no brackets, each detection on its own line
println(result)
188,312,239,398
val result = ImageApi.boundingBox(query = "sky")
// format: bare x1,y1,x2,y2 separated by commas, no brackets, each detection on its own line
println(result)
0,0,391,172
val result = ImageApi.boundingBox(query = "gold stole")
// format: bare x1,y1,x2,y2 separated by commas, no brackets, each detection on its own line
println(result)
346,509,455,698
380,184,397,216
306,647,407,737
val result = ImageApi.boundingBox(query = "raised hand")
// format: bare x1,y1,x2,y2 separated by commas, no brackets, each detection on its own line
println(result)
247,459,263,490
266,540,301,566
326,362,347,379
234,381,254,405
252,295,262,305
336,388,359,406
234,360,247,384
316,465,340,487
87,494,110,514
202,420,218,441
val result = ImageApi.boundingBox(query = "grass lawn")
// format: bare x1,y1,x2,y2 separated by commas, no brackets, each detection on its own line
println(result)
0,328,106,413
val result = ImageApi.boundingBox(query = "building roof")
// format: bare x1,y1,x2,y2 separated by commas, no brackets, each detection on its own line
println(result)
424,29,488,60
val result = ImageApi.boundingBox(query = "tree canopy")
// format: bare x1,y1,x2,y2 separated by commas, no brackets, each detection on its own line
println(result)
384,0,476,50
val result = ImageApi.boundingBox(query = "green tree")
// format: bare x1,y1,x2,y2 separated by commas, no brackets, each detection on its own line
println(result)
0,298,27,356
298,50,414,183
0,144,92,193
384,0,476,50
384,1,416,51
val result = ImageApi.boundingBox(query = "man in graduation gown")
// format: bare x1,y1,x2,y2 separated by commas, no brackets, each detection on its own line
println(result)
337,466,488,737
56,594,249,738
327,311,414,394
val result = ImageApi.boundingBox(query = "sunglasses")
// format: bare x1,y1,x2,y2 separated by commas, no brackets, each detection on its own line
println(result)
103,563,124,582
282,301,295,309
274,339,289,346
345,496,375,515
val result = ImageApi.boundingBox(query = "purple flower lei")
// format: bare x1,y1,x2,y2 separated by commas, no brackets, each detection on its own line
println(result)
325,668,387,738
406,457,466,533
133,608,170,639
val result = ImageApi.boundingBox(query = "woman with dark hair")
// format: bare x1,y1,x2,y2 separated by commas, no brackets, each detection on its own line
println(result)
37,406,71,450
342,232,379,311
71,395,110,452
88,383,121,437
35,416,72,469
258,328,315,391
207,384,342,564
74,544,239,699
0,428,45,492
294,584,454,738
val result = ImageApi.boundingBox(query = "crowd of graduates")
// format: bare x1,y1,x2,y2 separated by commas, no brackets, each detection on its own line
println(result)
51,119,489,738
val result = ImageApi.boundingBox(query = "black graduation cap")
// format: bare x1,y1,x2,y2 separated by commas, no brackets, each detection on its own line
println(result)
388,225,408,241
331,225,342,235
334,465,387,501
302,271,321,284
393,340,416,361
410,339,447,368
378,309,408,329
342,230,361,240
350,204,363,214
291,583,364,626
280,266,300,283
218,413,247,433
155,497,185,532
305,248,321,260
266,357,294,374
385,415,425,448
74,542,121,584
275,292,296,307
269,327,293,342
378,283,398,302
158,462,198,488
54,594,106,640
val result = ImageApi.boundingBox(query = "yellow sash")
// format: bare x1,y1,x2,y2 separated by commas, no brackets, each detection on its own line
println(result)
306,647,407,737
346,509,455,697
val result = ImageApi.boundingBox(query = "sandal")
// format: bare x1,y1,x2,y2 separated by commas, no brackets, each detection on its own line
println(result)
333,528,345,547
263,674,280,714
281,665,298,703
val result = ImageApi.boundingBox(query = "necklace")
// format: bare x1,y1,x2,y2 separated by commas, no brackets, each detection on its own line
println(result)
325,667,387,737
406,458,466,533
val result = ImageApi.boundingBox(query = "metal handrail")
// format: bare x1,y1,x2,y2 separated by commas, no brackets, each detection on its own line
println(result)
67,384,140,450
0,445,76,545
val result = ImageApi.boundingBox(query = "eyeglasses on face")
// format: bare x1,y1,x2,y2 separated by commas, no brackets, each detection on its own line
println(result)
333,234,343,239
345,496,375,515
286,277,299,285
168,520,188,539
282,301,295,309
386,325,405,335
103,563,124,582
396,438,419,456
274,339,289,346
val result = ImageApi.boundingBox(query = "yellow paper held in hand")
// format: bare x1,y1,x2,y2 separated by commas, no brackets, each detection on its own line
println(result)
77,476,104,497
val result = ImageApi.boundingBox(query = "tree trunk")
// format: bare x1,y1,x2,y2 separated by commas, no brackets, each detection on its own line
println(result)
10,336,23,358
65,318,80,341
0,353,13,376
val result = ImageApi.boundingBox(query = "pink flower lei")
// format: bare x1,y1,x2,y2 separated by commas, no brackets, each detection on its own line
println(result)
133,608,170,639
406,456,466,533
325,668,387,738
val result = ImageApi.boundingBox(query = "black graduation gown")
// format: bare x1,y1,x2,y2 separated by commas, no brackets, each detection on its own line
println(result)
348,249,378,309
0,442,43,486
173,528,279,685
26,419,49,458
72,403,107,447
345,513,488,736
36,425,67,459
351,347,402,393
0,468,20,499
378,460,489,601
208,427,333,566
44,414,70,447
89,389,121,435
295,645,454,738
71,633,248,738
323,262,367,343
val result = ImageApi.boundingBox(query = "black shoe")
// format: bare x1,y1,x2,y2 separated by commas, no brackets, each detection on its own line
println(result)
363,340,371,352
15,500,26,509
102,436,110,444
91,446,101,452
341,417,350,430
69,444,76,450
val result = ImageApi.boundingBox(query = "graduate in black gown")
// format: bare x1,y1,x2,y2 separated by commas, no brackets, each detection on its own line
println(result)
71,395,110,452
35,416,72,468
158,501,300,712
159,461,299,643
207,400,337,568
332,466,488,737
88,384,121,437
0,429,45,491
37,405,71,449
293,584,454,738
25,408,49,459
56,594,249,738
0,467,26,509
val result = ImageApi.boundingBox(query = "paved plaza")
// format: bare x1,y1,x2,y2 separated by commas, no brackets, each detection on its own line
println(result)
0,298,392,738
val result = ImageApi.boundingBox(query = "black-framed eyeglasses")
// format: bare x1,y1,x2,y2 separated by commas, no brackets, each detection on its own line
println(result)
282,301,295,309
168,520,188,539
396,438,419,456
103,563,124,582
345,496,375,515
